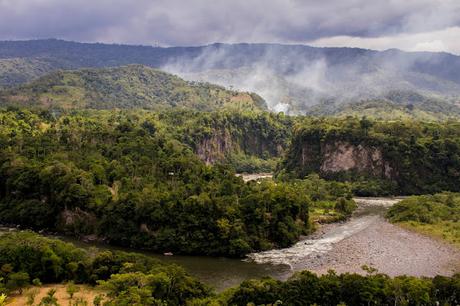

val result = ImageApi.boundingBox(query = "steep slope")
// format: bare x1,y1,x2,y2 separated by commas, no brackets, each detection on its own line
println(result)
0,65,266,111
158,110,293,172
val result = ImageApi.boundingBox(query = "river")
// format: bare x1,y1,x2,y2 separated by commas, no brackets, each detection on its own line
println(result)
2,197,459,291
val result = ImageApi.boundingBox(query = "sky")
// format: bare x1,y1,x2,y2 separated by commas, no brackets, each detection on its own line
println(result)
1,0,460,54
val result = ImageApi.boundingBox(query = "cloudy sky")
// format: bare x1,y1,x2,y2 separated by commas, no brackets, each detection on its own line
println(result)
1,0,460,54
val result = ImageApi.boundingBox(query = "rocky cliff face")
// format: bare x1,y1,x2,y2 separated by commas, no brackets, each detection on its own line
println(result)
195,128,285,165
196,130,234,164
295,139,396,179
318,141,394,178
58,208,100,239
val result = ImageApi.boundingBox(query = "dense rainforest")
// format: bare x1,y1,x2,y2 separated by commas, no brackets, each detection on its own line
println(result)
157,110,293,172
281,117,460,195
0,108,356,257
1,106,460,255
0,232,459,305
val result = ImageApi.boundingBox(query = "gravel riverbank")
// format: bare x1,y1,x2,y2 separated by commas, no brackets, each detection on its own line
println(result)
305,214,460,277
250,197,460,277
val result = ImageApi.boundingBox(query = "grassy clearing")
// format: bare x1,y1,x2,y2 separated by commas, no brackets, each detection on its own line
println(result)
397,220,460,247
387,193,460,247
309,207,345,224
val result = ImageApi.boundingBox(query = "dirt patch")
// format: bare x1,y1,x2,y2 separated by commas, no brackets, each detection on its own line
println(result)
8,284,105,306
236,173,273,182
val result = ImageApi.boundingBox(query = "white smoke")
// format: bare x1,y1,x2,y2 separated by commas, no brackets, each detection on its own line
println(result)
161,44,460,114
162,46,335,113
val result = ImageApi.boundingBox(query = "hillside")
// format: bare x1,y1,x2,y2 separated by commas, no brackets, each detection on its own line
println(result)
0,65,265,111
0,57,57,88
1,40,460,116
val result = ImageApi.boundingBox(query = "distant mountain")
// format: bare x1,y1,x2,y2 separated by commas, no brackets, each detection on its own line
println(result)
1,39,460,116
0,65,265,111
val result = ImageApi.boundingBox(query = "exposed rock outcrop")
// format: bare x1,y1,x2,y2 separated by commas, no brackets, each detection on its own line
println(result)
297,139,395,179
196,130,233,164
195,128,285,164
58,208,98,237
319,141,394,178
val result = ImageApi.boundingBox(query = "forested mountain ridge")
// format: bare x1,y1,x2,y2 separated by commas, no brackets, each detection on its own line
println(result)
0,65,265,111
1,39,460,116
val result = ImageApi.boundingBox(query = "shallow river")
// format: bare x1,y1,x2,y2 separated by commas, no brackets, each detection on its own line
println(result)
247,198,401,270
3,197,459,291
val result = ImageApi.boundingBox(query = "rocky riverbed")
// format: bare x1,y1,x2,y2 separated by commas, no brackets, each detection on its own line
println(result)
249,198,460,277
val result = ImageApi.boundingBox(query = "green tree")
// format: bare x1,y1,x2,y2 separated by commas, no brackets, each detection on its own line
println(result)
93,294,104,306
66,281,80,299
7,271,30,294
38,288,59,306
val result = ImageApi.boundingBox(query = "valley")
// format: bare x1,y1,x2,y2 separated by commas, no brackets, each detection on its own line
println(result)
0,39,460,305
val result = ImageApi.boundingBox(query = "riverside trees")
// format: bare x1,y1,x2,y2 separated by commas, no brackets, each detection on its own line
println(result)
1,232,459,305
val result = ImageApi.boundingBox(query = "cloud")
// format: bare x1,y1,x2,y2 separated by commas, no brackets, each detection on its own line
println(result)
0,0,459,53
308,26,460,55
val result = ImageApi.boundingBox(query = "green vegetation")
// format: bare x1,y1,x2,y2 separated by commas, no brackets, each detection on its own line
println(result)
0,58,57,88
281,116,460,195
277,174,356,224
0,38,458,306
39,289,58,306
216,270,460,306
307,93,460,121
387,193,460,246
0,65,266,111
0,232,209,305
0,108,357,257
66,281,79,299
1,232,459,305
157,109,293,172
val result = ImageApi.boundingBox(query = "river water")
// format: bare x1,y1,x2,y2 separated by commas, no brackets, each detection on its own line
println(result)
0,197,398,291
5,198,458,291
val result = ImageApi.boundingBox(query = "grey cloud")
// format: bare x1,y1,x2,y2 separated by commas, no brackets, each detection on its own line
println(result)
0,0,459,47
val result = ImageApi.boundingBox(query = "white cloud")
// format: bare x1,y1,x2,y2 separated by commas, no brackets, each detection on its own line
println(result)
308,27,460,55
